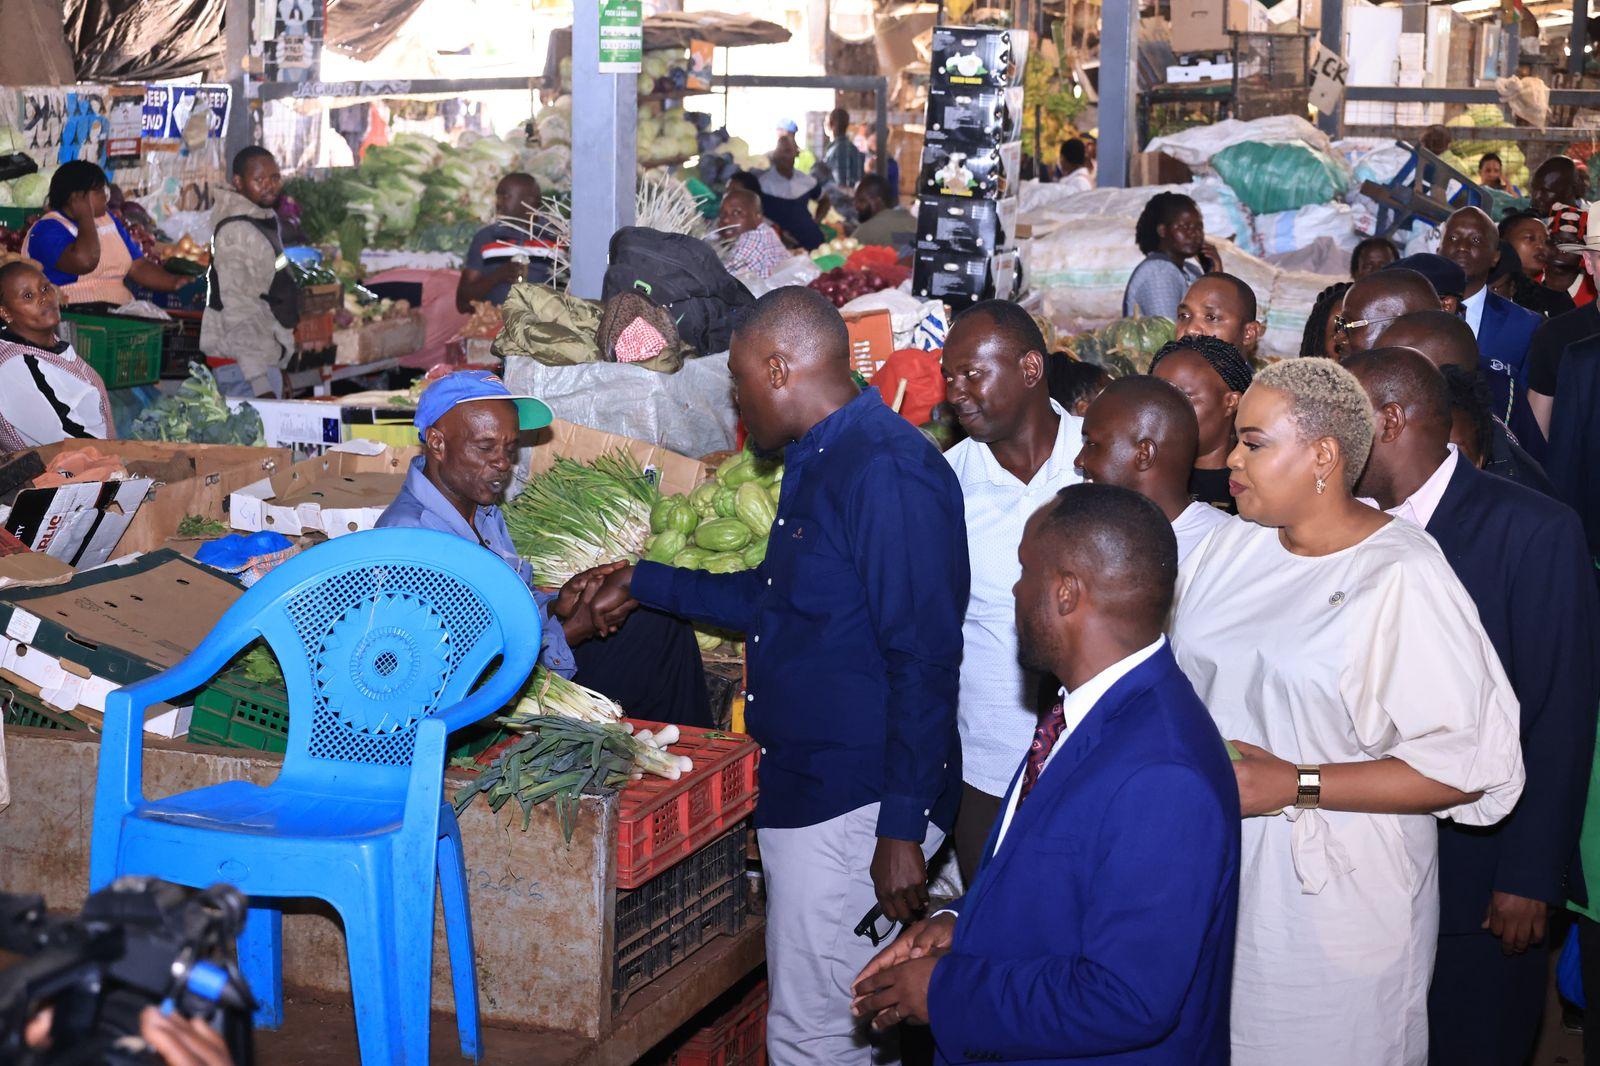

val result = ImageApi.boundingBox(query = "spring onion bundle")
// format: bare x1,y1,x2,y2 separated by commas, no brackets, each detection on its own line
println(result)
501,667,624,727
502,449,659,586
453,715,694,841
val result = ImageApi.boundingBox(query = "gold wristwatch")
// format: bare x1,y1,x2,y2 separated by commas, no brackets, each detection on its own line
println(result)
1294,765,1322,809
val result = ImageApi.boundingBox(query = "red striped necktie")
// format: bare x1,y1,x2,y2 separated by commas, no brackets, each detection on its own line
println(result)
1018,701,1067,804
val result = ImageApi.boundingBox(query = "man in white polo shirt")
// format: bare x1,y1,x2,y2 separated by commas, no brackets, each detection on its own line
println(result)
940,299,1083,884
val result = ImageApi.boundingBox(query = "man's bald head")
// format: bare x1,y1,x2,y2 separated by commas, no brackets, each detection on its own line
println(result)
1342,346,1453,508
1341,268,1442,354
1342,347,1451,429
1375,310,1480,373
728,286,853,450
1075,376,1199,518
1015,483,1177,681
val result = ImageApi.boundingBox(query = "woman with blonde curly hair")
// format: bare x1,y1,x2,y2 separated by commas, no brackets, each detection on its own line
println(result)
1169,355,1525,1065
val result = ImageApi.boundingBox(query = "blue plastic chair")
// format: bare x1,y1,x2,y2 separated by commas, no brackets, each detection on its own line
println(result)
88,529,540,1065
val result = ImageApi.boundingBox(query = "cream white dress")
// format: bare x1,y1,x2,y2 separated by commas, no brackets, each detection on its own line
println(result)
1170,517,1524,1066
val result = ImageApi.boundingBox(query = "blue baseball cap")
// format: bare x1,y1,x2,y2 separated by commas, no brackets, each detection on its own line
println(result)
414,370,553,436
777,118,799,134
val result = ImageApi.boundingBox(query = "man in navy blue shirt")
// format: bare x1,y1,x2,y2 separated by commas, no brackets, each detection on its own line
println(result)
759,135,828,251
589,287,968,1064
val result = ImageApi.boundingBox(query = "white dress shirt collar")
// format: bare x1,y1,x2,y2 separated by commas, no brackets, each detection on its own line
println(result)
1386,445,1459,530
974,399,1076,488
992,636,1167,851
1462,286,1488,337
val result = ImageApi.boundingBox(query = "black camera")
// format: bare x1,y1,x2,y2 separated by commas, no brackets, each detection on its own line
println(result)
0,877,255,1065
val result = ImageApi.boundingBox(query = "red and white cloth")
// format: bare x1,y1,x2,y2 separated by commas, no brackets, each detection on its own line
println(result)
724,224,789,280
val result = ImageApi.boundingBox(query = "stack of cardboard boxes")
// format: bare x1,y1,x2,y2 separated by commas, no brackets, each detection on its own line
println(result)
911,25,1028,310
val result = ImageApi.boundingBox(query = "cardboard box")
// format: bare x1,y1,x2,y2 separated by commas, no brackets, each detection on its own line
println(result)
0,550,243,732
1167,60,1235,83
1130,151,1196,187
930,26,1029,90
229,442,413,539
17,441,292,558
917,139,1023,201
332,311,427,366
1170,0,1251,55
912,248,1020,309
924,85,1024,146
916,195,1018,256
843,310,896,378
521,419,709,497
3,477,150,568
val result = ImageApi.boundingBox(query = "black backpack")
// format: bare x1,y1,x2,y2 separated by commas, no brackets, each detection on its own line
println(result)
601,226,754,356
207,215,301,330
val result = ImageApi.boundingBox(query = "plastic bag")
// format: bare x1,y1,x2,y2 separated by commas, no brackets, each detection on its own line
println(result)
1146,115,1336,169
1254,204,1359,257
503,351,737,458
1212,140,1350,216
1497,76,1551,130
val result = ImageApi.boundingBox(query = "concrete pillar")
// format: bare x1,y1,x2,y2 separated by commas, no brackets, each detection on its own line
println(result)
569,0,638,299
1096,0,1137,187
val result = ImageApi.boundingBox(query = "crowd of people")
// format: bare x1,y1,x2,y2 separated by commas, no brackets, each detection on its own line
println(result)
10,124,1600,1065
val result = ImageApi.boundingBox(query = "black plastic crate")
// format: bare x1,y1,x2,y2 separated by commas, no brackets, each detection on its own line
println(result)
613,825,749,1011
161,311,205,378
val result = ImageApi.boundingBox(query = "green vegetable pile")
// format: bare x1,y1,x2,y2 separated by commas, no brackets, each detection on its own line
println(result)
1065,317,1176,378
645,450,783,653
501,666,624,727
131,364,265,446
503,449,659,586
176,514,229,538
290,130,552,250
645,450,782,575
452,715,693,842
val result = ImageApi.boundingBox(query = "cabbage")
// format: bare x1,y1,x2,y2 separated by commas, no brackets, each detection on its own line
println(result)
0,183,11,207
11,172,48,208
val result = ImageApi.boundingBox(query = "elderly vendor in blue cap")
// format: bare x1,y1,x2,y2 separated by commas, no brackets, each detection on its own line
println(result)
377,370,711,726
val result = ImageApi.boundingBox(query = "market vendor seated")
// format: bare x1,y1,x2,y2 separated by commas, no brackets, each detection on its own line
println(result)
22,161,187,307
718,187,788,281
850,174,915,254
376,371,712,727
0,260,113,450
455,173,556,314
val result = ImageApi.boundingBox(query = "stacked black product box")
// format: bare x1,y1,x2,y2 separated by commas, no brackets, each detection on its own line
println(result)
912,25,1029,310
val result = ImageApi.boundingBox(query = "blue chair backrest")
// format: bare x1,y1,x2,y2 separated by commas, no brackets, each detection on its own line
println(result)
184,528,539,794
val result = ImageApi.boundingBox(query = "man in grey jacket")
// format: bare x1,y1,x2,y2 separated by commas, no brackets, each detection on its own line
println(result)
200,147,294,397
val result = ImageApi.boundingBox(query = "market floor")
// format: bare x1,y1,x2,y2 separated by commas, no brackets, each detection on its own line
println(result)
253,966,1587,1066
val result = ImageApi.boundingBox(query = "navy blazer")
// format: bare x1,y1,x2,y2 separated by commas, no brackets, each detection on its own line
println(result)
1428,458,1600,933
1478,291,1547,459
926,645,1240,1065
1547,335,1600,565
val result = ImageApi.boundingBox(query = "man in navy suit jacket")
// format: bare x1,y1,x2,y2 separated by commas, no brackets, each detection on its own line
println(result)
1348,349,1599,1066
852,484,1240,1065
1440,207,1546,456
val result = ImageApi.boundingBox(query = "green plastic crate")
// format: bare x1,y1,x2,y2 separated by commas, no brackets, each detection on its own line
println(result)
190,671,289,753
0,206,41,231
187,669,512,759
60,312,163,390
1,683,87,731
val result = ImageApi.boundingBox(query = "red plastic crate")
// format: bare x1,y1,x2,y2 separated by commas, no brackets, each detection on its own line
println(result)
473,719,759,889
669,980,768,1066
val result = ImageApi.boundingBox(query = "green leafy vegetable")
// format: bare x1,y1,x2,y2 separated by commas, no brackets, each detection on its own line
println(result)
176,514,228,538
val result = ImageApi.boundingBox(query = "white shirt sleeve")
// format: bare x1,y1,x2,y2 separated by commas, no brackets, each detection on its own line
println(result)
1341,550,1525,826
